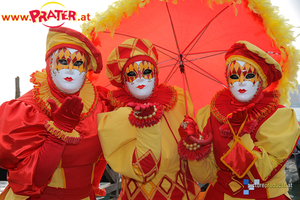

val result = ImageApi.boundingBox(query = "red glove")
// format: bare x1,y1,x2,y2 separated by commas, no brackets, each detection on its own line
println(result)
179,116,213,144
47,96,83,132
127,102,154,116
178,116,212,161
127,102,163,128
228,103,254,125
178,116,199,140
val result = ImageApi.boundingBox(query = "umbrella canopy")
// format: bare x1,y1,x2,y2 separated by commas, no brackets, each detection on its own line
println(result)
82,0,299,112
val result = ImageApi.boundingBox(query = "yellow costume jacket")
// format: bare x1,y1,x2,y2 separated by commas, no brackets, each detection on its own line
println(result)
98,85,210,200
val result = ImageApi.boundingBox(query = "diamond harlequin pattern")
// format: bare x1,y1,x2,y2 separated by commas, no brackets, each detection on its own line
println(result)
122,172,191,200
141,181,156,198
127,179,138,197
64,49,70,58
135,39,150,54
159,176,173,195
118,46,132,59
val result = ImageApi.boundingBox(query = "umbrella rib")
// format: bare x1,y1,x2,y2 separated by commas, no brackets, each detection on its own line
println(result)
187,50,227,56
183,55,226,86
155,44,178,56
158,51,226,69
182,3,233,56
185,51,227,63
164,60,180,83
165,66,180,84
185,64,227,87
165,2,181,55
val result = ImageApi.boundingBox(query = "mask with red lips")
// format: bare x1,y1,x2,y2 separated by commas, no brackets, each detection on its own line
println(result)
50,47,87,94
124,60,156,99
227,60,262,103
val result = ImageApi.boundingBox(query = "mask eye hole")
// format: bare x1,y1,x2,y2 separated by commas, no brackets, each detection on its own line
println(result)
230,74,239,79
245,73,255,79
74,60,83,67
127,71,137,76
143,69,152,75
58,59,68,65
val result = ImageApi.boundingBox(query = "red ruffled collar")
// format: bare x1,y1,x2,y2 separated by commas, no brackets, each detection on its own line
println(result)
108,83,177,111
30,69,98,120
211,88,280,124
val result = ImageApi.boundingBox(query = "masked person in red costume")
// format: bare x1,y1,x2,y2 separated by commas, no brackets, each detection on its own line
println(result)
0,27,111,200
178,41,300,200
97,38,214,200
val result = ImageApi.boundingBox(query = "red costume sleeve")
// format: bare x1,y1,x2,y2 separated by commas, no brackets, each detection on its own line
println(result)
0,99,49,196
92,154,107,196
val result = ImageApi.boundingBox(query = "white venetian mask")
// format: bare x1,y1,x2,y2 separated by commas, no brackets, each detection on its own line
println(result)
50,47,87,94
125,61,156,99
227,60,262,102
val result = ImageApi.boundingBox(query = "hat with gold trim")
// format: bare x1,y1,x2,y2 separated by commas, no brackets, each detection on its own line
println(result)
225,41,282,89
45,27,103,73
106,38,159,88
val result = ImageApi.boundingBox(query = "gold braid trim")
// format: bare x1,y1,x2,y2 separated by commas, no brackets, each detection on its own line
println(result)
44,121,81,144
30,69,98,120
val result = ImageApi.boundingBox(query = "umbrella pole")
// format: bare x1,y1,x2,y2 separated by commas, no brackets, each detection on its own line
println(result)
180,54,189,117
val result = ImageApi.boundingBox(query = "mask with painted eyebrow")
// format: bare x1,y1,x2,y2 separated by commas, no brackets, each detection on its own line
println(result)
227,60,262,103
227,61,260,85
124,61,155,82
50,47,87,74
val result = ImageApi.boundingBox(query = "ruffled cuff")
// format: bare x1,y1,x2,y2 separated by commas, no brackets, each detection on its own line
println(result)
44,120,81,144
128,103,163,128
178,133,212,161
93,186,106,196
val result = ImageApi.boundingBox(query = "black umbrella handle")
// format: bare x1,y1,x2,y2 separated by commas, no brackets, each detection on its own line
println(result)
179,54,185,73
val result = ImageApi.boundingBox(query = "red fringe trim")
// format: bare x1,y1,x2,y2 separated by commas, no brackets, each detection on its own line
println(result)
44,121,81,144
128,104,163,128
79,78,98,120
210,89,280,124
178,132,212,161
108,84,177,111
93,186,106,196
219,120,258,138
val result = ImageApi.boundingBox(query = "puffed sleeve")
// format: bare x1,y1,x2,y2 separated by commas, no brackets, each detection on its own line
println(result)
242,107,300,181
98,107,162,182
0,99,49,196
188,105,218,184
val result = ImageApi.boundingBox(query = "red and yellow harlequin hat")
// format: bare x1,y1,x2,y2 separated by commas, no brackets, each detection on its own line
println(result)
225,41,282,89
45,27,103,73
106,38,159,88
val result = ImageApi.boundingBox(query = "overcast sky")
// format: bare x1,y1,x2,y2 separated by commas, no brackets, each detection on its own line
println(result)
0,0,299,105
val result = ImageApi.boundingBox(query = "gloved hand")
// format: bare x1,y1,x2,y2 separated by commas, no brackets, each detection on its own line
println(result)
47,96,83,132
178,115,199,141
127,102,156,118
178,116,212,161
127,102,163,128
178,115,213,145
228,103,254,125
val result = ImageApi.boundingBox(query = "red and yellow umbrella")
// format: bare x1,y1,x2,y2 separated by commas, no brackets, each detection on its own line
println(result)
82,0,299,113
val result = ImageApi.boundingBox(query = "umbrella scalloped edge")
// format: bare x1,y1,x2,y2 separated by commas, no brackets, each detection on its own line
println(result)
82,0,300,107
